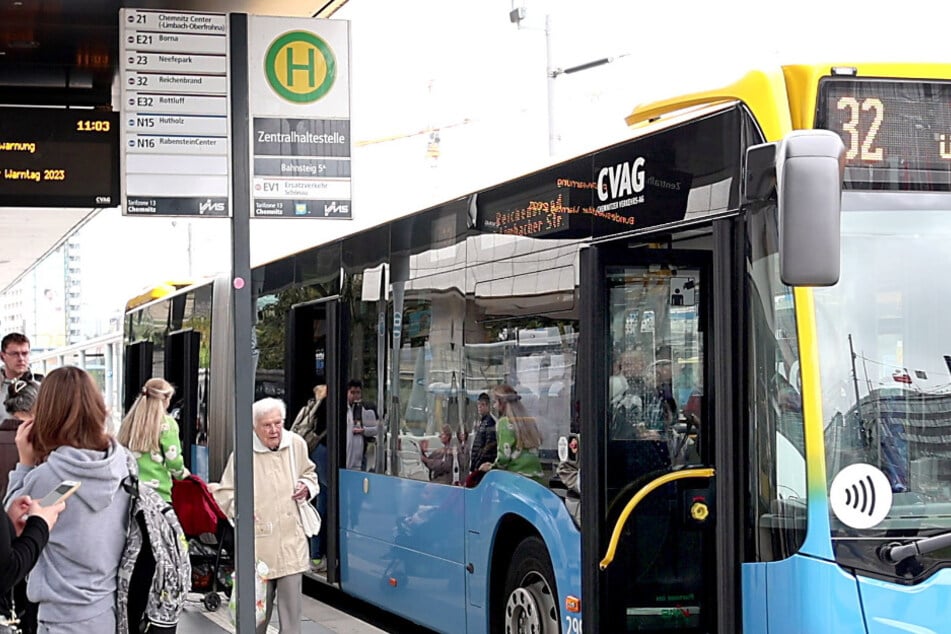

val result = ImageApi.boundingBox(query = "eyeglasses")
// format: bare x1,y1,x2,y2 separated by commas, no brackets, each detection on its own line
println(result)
2,351,29,358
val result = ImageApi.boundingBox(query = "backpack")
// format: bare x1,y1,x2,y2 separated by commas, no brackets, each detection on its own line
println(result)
116,450,191,634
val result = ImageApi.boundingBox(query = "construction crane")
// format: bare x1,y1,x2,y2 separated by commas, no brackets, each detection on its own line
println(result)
355,79,474,166
354,118,474,164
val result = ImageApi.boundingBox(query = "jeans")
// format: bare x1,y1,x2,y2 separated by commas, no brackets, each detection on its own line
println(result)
309,443,328,559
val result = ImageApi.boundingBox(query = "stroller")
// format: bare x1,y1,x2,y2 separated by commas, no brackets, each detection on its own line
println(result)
171,475,234,611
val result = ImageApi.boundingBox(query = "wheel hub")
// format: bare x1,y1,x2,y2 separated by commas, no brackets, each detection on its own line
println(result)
505,587,541,634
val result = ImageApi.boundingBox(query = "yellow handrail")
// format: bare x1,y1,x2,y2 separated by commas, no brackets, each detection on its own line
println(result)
599,467,715,570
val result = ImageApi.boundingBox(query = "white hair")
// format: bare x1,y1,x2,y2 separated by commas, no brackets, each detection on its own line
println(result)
252,397,286,426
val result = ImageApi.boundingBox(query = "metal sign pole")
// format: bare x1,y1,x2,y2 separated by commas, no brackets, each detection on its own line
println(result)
229,12,256,634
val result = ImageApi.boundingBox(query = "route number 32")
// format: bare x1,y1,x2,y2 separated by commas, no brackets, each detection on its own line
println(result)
837,96,884,162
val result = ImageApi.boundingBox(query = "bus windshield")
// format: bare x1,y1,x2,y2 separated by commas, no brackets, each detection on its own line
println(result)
816,192,951,546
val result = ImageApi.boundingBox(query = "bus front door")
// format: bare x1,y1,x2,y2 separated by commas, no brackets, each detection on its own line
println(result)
582,240,726,634
285,296,348,585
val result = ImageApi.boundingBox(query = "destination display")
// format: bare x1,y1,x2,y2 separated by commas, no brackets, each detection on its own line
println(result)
0,108,119,208
477,140,692,239
120,8,230,216
816,77,951,189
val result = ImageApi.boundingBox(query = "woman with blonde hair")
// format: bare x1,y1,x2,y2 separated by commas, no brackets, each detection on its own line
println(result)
478,384,545,484
117,377,187,503
4,365,131,634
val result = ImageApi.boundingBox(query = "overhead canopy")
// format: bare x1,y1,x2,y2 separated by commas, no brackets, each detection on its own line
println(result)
0,0,349,292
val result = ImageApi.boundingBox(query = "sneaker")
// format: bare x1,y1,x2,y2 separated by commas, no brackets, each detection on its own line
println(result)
311,558,327,573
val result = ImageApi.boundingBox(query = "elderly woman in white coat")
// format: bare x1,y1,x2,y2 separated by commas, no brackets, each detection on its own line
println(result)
214,397,318,634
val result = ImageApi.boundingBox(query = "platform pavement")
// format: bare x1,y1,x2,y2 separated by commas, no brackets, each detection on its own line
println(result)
178,590,390,634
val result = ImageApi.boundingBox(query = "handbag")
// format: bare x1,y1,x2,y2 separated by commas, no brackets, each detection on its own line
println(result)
0,590,22,634
288,444,321,538
297,500,321,537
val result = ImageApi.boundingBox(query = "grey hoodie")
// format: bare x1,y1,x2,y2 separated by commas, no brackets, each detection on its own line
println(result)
4,437,130,624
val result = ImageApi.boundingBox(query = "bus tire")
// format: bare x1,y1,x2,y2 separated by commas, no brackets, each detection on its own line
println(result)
500,536,559,634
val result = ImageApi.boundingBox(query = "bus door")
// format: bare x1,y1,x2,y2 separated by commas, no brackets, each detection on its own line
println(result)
285,296,349,585
165,329,200,474
123,340,153,414
581,234,735,633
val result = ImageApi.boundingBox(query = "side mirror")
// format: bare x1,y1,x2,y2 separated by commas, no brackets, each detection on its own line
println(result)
777,130,845,286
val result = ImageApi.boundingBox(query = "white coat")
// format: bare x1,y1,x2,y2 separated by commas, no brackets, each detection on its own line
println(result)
214,430,318,579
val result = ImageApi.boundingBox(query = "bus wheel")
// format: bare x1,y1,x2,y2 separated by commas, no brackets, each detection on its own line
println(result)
502,537,558,634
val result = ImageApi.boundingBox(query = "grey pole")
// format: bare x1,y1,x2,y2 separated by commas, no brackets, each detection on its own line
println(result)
545,13,557,156
229,13,256,634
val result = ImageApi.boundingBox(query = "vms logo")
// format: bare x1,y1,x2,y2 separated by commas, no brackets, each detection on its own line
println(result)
199,199,226,215
323,201,349,216
264,31,336,104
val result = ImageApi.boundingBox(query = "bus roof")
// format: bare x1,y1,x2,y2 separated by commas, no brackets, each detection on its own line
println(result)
125,280,197,312
627,62,951,142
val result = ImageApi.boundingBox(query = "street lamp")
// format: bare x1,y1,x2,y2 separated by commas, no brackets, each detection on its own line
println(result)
548,50,630,156
511,6,628,156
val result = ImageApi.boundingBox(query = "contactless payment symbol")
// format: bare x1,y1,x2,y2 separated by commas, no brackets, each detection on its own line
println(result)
264,31,336,103
830,463,893,529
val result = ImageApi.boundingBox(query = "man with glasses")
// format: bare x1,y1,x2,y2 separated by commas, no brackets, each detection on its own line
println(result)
0,333,34,420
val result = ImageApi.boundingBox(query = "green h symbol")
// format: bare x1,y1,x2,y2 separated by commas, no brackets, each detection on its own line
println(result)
285,47,315,88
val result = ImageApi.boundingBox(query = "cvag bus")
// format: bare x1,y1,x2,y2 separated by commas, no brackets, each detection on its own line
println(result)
122,62,951,633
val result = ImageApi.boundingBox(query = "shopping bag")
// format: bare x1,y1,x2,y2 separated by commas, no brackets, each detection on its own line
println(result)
228,560,268,627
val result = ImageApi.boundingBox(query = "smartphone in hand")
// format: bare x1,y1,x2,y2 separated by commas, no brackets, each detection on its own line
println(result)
39,480,81,507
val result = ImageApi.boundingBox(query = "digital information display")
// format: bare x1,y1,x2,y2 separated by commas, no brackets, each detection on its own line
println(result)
0,108,119,207
477,137,694,239
816,78,951,188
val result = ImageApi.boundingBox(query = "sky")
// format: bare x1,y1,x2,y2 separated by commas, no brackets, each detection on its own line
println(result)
77,0,951,315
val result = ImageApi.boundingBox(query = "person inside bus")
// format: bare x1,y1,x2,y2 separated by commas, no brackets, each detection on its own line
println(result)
214,397,318,634
612,347,680,475
477,384,545,484
345,380,377,471
455,425,470,477
610,348,648,440
464,392,497,488
556,434,581,525
640,347,678,435
419,425,455,484
290,383,328,573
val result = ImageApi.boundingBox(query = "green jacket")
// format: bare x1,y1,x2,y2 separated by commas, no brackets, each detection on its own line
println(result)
493,416,544,484
133,415,186,502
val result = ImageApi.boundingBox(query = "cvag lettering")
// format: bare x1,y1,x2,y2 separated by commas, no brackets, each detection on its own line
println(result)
597,157,646,201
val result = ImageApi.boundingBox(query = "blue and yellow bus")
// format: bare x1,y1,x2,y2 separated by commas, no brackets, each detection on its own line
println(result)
123,63,951,633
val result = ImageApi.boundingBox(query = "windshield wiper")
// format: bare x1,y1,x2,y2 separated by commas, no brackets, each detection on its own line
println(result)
879,531,951,564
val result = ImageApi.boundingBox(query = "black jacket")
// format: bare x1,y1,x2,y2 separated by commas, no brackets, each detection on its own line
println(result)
469,412,498,470
0,510,49,628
